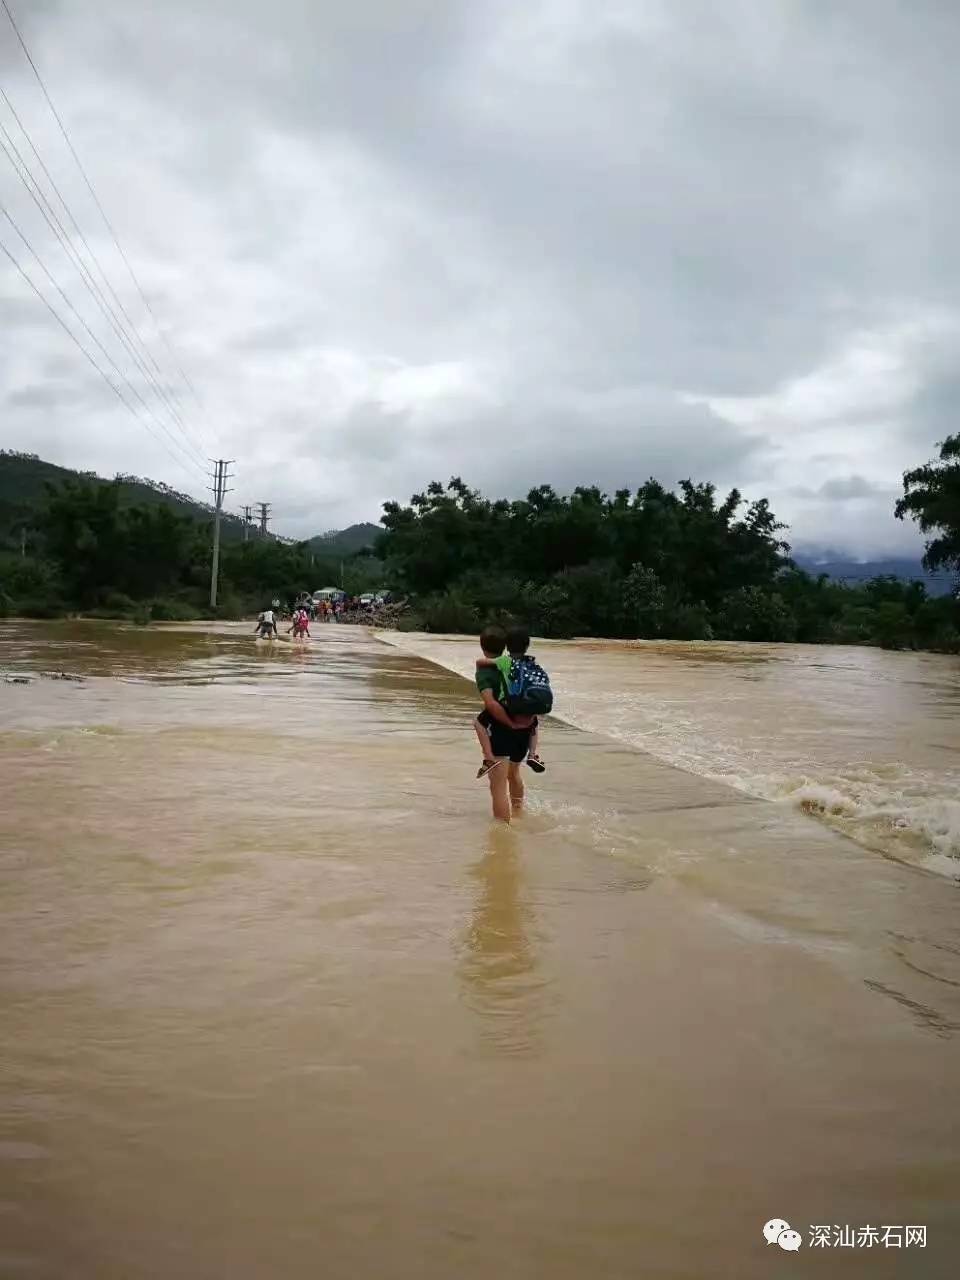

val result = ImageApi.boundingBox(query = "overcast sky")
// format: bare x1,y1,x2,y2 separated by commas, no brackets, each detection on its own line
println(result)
2,0,958,555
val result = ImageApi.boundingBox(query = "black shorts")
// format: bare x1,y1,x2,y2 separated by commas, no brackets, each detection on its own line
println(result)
476,709,537,763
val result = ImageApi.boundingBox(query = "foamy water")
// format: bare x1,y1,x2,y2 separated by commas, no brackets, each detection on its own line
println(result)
383,634,960,879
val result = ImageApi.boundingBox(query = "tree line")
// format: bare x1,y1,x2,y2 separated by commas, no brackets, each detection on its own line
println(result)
1,434,958,650
376,436,960,650
0,477,380,622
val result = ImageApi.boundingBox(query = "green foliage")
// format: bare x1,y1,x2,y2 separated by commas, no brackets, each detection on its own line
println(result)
379,477,794,609
87,592,139,619
896,433,960,572
39,479,202,606
308,523,381,556
377,477,960,649
872,602,913,650
716,586,796,642
0,449,246,549
0,474,376,621
417,589,481,635
0,552,62,602
148,597,202,622
622,564,667,637
5,453,959,652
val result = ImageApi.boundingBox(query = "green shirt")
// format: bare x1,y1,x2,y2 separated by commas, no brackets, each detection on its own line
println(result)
476,655,511,700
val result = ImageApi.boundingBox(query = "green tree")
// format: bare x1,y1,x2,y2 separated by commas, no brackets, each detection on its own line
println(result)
896,433,960,572
622,564,667,637
40,480,124,606
716,586,797,642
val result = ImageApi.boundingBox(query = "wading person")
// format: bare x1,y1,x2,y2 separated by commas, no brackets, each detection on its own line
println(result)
475,624,550,774
254,607,278,639
473,625,539,823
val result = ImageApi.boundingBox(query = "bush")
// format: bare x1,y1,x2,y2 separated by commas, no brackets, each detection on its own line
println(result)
0,553,62,600
86,591,137,619
665,602,714,641
18,598,65,619
149,597,201,622
834,604,876,644
872,602,914,650
212,591,245,620
419,590,480,634
518,579,580,638
715,586,797,642
622,564,667,637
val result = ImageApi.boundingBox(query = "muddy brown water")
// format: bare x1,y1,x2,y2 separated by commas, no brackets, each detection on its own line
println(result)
1,620,958,1278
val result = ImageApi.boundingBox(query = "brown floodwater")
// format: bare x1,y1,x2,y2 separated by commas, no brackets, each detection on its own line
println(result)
1,620,959,1278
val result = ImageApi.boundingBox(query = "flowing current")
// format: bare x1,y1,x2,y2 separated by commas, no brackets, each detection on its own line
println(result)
2,620,959,1279
385,633,960,879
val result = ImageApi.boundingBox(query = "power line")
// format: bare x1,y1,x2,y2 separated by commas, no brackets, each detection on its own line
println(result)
0,102,210,468
0,0,216,455
0,199,209,476
0,232,208,488
0,122,209,474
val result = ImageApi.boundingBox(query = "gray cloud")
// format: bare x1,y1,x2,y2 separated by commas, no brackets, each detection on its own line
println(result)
790,475,898,502
1,0,957,553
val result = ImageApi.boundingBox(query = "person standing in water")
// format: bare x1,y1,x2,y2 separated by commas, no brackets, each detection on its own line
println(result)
288,608,310,640
254,608,278,639
473,626,538,824
475,624,547,775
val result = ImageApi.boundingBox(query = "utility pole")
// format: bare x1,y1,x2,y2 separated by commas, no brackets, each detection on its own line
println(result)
241,504,253,543
209,459,235,609
257,502,271,537
20,527,26,559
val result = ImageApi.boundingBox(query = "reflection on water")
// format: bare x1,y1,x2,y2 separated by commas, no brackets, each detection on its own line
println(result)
458,827,542,1056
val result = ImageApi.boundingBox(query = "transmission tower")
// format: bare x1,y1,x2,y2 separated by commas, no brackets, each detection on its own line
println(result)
257,502,271,537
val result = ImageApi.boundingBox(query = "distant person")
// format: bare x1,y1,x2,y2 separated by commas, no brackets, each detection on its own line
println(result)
255,608,278,639
473,625,544,824
288,608,310,639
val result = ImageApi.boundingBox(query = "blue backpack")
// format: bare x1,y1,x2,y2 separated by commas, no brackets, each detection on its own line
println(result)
505,654,553,716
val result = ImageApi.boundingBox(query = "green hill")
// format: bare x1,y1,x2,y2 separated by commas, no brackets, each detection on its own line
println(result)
0,450,247,549
307,522,381,555
1,451,385,556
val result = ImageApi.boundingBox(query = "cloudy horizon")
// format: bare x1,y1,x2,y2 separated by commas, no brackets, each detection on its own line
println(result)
2,0,958,556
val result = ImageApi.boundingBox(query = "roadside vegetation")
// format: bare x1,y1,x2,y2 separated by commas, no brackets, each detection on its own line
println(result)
2,436,958,650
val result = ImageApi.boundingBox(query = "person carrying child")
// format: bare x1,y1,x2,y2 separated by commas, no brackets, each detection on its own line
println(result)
288,607,311,639
254,607,278,639
473,624,552,823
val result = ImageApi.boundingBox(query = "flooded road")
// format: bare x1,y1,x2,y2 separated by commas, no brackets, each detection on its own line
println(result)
2,620,959,1278
387,633,960,878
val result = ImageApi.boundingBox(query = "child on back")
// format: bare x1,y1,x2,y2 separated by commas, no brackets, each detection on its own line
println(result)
287,607,310,639
473,624,547,778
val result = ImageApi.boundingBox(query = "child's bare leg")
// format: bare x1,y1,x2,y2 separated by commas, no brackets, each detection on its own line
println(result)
474,717,495,762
